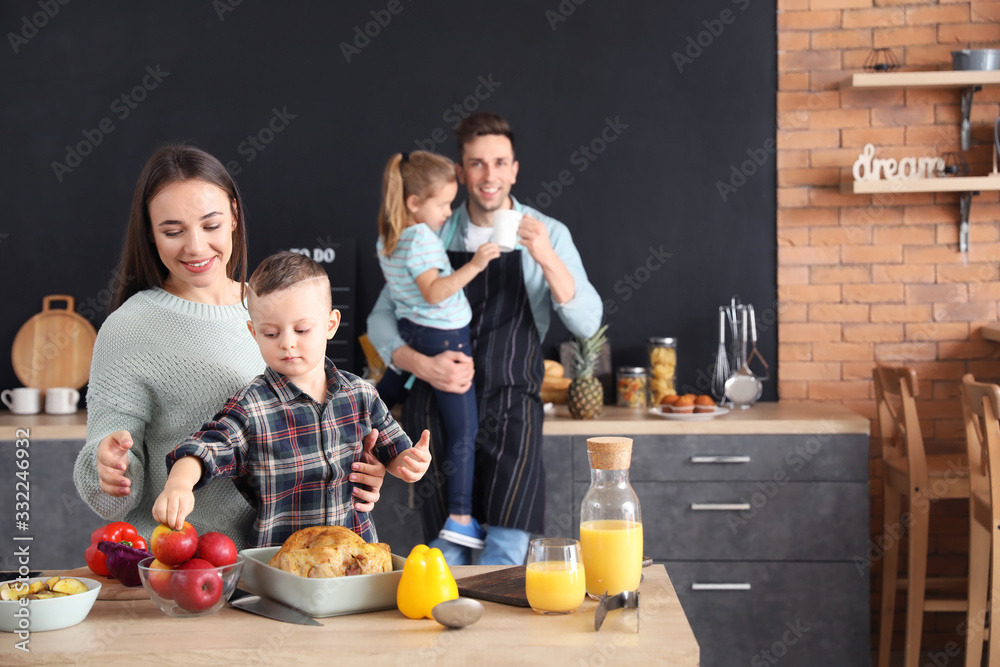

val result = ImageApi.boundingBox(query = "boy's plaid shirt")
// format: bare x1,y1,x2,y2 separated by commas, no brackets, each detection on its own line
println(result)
167,360,410,547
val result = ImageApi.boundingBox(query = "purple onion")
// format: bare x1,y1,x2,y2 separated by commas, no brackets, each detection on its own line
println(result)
97,540,153,587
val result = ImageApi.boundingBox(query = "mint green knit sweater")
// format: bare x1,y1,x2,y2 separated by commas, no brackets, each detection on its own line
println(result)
73,288,265,548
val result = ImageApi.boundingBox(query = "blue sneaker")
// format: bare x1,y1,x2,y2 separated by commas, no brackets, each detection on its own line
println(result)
439,517,486,549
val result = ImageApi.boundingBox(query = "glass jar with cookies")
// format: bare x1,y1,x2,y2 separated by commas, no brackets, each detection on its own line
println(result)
647,337,677,407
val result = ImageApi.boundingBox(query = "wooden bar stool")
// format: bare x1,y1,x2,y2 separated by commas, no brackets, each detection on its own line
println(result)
960,374,1000,667
874,365,970,667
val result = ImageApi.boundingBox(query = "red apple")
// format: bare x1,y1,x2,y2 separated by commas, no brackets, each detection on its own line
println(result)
147,558,176,600
195,532,238,567
150,522,199,565
170,558,222,612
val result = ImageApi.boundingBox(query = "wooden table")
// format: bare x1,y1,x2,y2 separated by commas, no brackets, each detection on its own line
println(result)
3,564,698,666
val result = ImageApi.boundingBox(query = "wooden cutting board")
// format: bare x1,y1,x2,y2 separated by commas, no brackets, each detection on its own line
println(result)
456,566,529,607
57,566,149,601
11,295,97,391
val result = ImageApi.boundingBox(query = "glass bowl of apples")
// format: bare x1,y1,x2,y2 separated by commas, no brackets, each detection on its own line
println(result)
137,555,244,617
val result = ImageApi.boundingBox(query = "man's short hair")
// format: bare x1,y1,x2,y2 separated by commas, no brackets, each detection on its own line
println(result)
249,251,331,310
455,112,515,161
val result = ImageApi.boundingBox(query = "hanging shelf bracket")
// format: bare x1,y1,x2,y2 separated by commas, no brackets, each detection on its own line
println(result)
959,191,978,253
960,85,982,151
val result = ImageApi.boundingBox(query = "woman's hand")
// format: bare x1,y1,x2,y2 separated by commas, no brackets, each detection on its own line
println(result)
96,430,134,497
351,428,387,512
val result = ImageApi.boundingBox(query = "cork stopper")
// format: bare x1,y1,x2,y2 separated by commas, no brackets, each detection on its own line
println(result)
587,436,633,470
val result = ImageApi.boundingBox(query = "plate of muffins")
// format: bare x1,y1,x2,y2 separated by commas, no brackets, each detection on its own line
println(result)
649,393,730,420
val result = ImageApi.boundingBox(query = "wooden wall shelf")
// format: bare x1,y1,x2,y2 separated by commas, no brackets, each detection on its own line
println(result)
840,69,1000,251
840,176,1000,195
840,70,1000,89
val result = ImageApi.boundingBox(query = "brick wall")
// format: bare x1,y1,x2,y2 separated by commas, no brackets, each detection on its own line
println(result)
776,0,1000,652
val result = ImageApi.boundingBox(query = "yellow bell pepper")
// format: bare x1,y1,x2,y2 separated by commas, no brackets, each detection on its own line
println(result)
396,544,459,619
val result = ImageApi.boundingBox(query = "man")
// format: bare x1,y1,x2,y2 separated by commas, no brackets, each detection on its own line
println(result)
367,112,602,564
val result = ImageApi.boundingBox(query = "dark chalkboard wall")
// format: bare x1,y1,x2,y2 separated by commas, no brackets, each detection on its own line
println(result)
0,0,777,404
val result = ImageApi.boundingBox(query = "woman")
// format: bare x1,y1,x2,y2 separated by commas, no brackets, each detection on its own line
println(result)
73,145,385,548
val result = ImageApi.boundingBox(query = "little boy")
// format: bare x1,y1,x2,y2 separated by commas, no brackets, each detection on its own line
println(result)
153,251,430,548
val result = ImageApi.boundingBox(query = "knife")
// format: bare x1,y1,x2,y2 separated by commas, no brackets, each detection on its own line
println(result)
230,588,323,626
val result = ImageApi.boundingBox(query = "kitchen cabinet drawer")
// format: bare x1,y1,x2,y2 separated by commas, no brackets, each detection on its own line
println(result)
570,434,869,483
573,480,869,561
666,560,869,667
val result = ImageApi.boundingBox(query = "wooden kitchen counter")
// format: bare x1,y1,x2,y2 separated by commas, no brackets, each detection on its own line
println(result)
3,400,868,440
543,401,869,435
0,410,87,440
5,564,698,666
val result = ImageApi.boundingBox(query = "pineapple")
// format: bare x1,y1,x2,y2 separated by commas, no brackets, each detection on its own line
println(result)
567,324,609,420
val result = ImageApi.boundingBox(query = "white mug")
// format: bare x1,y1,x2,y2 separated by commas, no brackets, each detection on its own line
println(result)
492,210,522,252
2,388,41,415
45,387,81,415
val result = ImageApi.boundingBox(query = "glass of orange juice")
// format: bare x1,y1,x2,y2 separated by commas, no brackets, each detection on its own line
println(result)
525,538,586,615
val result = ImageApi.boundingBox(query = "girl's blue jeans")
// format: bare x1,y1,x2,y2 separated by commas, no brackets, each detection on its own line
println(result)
376,318,477,516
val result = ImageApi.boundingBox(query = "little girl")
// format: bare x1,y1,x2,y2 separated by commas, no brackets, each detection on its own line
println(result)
374,150,500,550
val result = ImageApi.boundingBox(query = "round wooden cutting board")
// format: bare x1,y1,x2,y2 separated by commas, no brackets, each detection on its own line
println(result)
11,295,97,391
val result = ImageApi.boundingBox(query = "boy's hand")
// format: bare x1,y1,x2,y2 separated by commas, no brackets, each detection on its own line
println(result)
152,483,195,531
352,428,386,511
152,456,202,530
96,430,134,497
394,429,432,482
470,242,501,271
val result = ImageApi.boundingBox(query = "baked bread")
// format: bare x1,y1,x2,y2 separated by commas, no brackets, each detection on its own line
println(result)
541,374,572,404
268,526,392,578
544,360,565,377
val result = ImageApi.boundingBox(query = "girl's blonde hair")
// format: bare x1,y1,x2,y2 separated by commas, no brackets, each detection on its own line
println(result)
378,151,456,256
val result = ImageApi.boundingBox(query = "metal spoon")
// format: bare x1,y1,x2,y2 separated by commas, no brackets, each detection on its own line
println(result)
724,307,762,409
432,597,484,629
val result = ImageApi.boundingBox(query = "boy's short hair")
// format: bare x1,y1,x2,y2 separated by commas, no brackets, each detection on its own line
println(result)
454,112,515,161
249,251,331,310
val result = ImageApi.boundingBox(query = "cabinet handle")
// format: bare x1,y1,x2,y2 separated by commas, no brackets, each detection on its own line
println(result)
691,582,752,591
690,503,751,511
690,455,751,464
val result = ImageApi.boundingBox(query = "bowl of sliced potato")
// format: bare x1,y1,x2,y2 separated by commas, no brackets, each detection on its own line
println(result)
0,575,100,632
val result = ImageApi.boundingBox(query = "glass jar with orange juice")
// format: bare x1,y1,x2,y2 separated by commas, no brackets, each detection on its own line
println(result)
579,436,643,599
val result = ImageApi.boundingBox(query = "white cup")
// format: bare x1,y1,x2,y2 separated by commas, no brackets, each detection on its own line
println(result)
492,210,523,252
45,387,81,415
2,388,41,415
